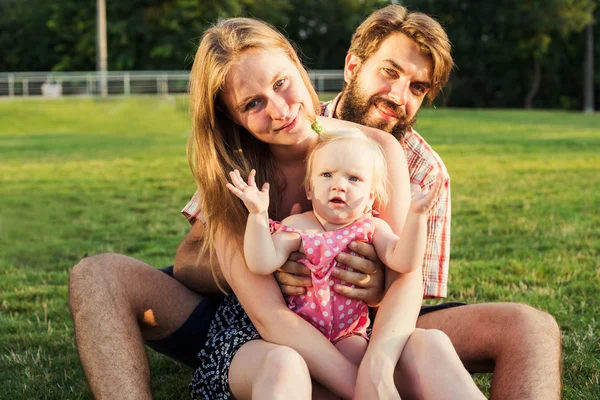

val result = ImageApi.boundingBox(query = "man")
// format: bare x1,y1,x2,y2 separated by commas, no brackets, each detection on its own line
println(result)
69,5,561,399
287,5,563,398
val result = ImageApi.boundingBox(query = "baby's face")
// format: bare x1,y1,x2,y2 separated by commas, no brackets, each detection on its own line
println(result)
307,140,375,226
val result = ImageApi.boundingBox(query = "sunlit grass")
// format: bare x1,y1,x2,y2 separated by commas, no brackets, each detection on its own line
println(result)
0,96,598,399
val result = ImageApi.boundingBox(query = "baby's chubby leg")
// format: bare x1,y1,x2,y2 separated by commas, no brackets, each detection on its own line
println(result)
312,336,368,400
334,335,369,366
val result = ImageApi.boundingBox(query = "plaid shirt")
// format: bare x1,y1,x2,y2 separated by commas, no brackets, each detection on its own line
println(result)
183,94,451,298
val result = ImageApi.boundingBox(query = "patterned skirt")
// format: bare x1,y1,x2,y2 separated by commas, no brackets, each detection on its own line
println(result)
189,295,261,400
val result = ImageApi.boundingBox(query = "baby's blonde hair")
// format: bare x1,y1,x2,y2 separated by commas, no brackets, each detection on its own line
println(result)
304,128,389,208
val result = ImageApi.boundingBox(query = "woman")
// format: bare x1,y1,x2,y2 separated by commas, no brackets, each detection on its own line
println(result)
186,17,484,400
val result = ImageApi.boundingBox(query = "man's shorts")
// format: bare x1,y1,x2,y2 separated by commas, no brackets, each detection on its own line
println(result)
145,266,466,369
144,266,224,369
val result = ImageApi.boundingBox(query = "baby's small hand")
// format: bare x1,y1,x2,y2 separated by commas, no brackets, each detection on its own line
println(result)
225,169,270,214
410,174,444,214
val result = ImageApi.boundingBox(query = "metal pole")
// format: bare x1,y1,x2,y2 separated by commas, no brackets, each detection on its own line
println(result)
87,74,92,96
96,0,108,96
8,74,14,97
124,73,130,95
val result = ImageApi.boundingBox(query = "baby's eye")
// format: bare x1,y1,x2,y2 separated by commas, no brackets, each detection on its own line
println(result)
322,172,332,178
349,176,360,182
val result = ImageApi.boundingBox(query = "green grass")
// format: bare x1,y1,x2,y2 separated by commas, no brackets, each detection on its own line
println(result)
1,96,599,399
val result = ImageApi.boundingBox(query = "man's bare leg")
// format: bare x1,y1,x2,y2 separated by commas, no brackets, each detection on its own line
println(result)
417,303,562,399
69,253,203,399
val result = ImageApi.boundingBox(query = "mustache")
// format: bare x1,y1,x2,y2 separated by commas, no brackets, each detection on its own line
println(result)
371,97,407,120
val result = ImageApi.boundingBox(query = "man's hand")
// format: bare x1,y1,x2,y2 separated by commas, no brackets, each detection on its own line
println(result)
275,240,386,306
332,241,385,307
275,252,312,295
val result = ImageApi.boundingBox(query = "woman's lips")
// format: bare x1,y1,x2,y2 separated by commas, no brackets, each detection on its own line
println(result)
275,114,298,132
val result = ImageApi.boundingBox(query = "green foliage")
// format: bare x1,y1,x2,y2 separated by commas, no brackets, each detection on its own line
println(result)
0,96,599,398
0,0,599,108
406,0,598,108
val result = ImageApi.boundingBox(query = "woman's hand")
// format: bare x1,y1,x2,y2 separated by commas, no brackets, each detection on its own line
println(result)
226,169,270,214
275,241,385,307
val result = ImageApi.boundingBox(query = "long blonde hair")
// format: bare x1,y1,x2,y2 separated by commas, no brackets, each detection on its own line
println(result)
187,18,320,292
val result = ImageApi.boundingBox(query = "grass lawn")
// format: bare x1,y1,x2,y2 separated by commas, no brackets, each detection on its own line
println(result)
1,95,599,399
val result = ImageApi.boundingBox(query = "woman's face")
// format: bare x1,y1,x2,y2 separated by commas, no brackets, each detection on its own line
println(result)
221,48,316,148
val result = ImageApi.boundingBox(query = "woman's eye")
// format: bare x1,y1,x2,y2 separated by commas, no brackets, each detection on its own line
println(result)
274,79,285,88
245,99,259,110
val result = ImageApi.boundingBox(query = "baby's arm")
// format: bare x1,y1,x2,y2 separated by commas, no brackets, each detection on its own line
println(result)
372,174,444,273
226,169,300,274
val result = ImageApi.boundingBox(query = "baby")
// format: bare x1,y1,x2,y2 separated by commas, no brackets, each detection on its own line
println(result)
226,128,441,352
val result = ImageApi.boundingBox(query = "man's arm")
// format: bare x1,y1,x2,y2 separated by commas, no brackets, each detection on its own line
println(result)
173,221,221,293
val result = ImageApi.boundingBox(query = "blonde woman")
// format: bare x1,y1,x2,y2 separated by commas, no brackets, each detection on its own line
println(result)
186,18,484,400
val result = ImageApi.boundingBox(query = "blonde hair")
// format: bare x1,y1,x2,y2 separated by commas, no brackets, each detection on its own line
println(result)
187,18,320,292
304,128,389,209
348,5,454,104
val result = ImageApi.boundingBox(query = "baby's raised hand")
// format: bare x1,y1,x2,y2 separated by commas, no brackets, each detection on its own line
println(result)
410,174,444,214
226,169,270,214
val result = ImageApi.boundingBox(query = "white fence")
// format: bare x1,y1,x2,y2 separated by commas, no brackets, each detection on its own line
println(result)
0,70,344,97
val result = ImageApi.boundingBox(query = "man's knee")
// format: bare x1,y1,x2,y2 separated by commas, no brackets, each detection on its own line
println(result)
506,304,561,346
69,253,125,312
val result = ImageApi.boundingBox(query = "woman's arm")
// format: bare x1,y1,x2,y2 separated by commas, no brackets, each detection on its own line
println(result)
215,230,358,399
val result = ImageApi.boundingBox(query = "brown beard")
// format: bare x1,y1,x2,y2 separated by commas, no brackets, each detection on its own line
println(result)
337,73,417,141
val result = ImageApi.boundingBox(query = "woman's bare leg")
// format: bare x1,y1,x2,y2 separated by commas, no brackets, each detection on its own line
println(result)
229,340,312,400
395,329,486,400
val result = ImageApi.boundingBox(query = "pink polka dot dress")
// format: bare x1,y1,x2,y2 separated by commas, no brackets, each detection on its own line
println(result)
271,215,374,343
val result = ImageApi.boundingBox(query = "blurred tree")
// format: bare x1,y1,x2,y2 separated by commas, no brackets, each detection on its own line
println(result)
281,0,389,69
1,0,598,109
410,0,596,109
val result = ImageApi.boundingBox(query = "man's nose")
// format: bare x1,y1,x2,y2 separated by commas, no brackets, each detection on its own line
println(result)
388,79,409,106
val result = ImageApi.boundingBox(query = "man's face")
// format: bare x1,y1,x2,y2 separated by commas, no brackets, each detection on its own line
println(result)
338,33,433,139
